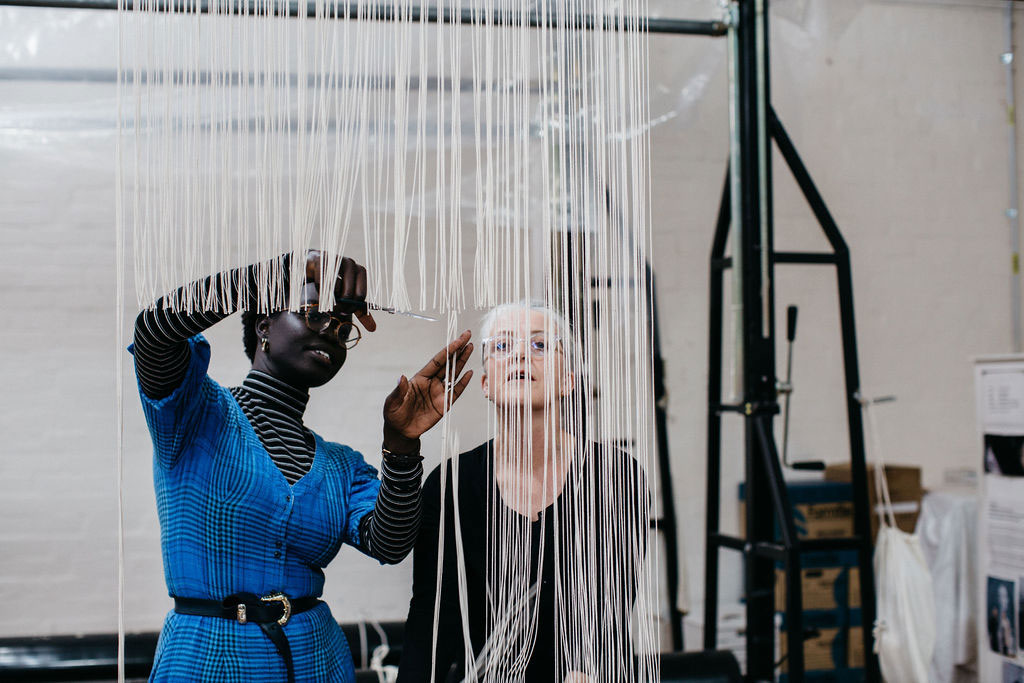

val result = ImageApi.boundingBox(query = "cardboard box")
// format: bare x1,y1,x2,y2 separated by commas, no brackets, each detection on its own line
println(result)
739,468,923,543
824,463,922,504
824,463,923,541
739,481,856,541
793,501,855,539
779,612,864,673
775,566,861,612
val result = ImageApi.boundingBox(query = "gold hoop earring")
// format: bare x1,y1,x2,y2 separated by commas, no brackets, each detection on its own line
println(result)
260,337,270,353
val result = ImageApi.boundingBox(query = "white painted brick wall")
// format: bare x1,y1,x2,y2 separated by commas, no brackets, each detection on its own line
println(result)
0,1,1018,641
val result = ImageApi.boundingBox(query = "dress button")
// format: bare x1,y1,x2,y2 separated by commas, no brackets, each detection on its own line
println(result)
275,541,283,548
274,551,282,559
285,495,291,502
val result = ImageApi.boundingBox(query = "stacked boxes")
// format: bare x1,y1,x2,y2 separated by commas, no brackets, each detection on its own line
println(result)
775,561,860,612
776,550,863,683
738,481,864,681
778,607,865,683
736,466,922,680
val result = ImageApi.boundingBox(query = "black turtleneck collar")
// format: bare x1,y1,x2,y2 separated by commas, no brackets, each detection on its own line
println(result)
240,369,309,421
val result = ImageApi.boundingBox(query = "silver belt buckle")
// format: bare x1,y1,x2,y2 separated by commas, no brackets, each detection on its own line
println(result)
261,592,292,626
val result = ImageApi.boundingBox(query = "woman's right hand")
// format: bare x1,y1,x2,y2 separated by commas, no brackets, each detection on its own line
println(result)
303,251,377,332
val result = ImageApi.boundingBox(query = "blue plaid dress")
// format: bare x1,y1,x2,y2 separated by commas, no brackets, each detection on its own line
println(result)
132,335,381,682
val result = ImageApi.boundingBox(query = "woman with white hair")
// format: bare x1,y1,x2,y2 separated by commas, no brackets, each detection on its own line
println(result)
398,302,650,683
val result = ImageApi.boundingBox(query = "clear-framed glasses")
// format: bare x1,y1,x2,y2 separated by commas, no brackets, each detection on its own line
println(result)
481,333,561,361
296,305,362,349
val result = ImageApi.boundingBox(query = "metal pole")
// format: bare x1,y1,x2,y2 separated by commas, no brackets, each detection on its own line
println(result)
1005,0,1021,352
736,0,778,677
647,263,685,651
755,0,771,340
833,252,880,683
725,1,745,402
703,167,732,652
0,0,728,35
753,418,804,681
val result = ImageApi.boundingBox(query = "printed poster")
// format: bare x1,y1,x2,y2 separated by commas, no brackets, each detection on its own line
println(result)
977,358,1024,682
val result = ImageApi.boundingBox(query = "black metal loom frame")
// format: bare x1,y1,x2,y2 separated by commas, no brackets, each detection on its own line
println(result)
0,1,879,679
702,2,879,682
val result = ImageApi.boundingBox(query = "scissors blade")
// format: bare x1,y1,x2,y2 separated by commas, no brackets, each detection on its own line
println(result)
375,306,440,322
336,298,439,322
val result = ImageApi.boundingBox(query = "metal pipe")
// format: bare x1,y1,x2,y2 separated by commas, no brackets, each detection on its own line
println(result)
703,167,732,652
725,1,744,401
0,0,728,35
646,263,685,651
756,0,770,339
735,0,782,677
753,412,804,680
1005,0,1021,351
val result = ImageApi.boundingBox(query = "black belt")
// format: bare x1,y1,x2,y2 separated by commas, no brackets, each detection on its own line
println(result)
174,592,321,683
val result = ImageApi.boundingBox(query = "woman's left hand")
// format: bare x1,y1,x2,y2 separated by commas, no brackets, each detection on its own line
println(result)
382,330,474,451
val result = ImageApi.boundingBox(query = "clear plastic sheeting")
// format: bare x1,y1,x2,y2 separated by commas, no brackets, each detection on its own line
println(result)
1,0,713,642
0,0,871,639
0,3,735,154
0,0,940,169
0,8,119,165
0,6,119,68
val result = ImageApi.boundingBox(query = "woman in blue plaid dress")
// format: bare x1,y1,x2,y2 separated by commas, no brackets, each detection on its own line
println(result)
131,253,474,682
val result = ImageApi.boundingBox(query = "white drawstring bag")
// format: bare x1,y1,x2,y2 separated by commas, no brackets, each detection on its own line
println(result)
864,398,936,683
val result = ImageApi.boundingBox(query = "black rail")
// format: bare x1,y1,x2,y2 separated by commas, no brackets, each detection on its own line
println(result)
0,0,727,35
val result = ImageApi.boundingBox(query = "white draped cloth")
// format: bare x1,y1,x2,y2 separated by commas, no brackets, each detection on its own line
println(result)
916,491,978,683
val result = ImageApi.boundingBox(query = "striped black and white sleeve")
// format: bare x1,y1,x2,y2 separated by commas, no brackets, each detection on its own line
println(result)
133,263,277,400
132,289,233,400
360,455,424,565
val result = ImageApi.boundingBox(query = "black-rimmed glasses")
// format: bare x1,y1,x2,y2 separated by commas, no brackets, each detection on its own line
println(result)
297,305,362,349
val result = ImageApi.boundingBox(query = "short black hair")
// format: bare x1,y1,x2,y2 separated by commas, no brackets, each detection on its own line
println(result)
242,310,260,362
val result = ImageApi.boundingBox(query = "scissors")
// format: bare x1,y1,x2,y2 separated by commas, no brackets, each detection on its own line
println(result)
335,298,439,322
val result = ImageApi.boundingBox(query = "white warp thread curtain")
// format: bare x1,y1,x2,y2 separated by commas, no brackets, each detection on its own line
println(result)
118,0,659,679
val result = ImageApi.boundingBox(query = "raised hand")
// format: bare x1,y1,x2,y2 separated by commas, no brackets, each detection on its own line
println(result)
303,251,377,333
382,330,474,452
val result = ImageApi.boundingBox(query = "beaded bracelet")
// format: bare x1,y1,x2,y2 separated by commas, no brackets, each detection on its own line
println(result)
381,444,424,464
